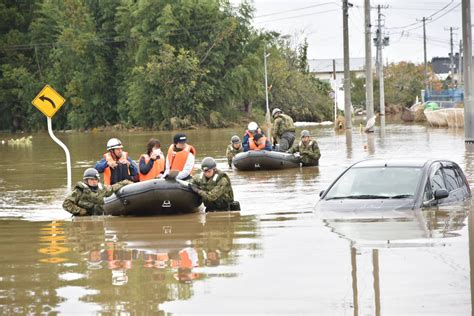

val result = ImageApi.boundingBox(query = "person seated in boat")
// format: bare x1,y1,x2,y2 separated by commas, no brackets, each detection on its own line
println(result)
271,108,296,152
95,138,138,186
225,135,243,167
242,122,272,152
190,157,240,212
63,168,132,216
287,130,321,167
164,133,196,180
138,138,165,181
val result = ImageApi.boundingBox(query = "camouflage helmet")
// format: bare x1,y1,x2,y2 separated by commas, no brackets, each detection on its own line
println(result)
83,168,100,180
231,135,241,144
301,130,311,138
201,157,217,171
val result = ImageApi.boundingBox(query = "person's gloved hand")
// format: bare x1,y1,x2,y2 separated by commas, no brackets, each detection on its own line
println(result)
293,152,301,158
188,183,200,193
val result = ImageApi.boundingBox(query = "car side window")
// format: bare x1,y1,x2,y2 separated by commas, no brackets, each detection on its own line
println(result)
431,167,446,192
443,167,460,192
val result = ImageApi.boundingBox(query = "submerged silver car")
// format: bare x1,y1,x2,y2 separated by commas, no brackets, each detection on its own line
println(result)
315,159,471,214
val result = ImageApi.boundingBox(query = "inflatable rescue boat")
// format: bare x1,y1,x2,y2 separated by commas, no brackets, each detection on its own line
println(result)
104,178,202,216
232,150,300,171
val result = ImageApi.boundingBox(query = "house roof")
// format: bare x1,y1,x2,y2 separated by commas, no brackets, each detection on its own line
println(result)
308,57,372,73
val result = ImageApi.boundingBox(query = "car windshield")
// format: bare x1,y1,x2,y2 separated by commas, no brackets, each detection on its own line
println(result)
325,166,423,200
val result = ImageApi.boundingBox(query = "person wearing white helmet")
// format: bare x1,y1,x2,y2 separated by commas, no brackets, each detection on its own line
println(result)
95,138,138,185
242,122,272,152
287,130,321,166
62,168,132,216
271,107,296,151
225,135,243,167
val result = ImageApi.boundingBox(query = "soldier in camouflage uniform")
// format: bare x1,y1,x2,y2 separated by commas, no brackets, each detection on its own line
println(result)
190,157,235,211
63,168,132,216
287,130,321,167
225,135,243,167
271,108,296,152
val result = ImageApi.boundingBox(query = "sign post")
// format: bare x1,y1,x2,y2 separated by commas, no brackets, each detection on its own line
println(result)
32,85,71,191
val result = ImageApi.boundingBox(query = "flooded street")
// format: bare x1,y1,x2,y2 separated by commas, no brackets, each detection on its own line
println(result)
1,120,473,314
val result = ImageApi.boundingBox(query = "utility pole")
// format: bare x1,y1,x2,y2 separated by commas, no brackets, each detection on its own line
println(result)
459,40,463,83
264,46,271,137
418,17,431,94
374,5,389,116
445,27,459,80
463,0,474,142
333,59,337,125
342,0,352,130
364,0,374,132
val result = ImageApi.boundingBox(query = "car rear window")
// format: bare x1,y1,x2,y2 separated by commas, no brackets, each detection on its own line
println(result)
325,167,423,199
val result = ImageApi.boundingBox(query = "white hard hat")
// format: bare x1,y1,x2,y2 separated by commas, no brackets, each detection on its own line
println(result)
272,108,282,117
247,122,258,132
106,138,123,151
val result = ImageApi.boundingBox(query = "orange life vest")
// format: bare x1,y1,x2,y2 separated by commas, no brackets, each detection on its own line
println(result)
167,144,196,171
103,151,131,185
138,153,165,181
246,131,268,151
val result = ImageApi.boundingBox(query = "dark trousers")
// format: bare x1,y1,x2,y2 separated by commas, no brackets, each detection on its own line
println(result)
278,132,296,152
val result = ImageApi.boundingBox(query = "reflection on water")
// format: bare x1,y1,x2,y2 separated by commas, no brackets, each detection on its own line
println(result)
2,121,474,313
321,203,472,315
320,204,470,248
0,213,259,314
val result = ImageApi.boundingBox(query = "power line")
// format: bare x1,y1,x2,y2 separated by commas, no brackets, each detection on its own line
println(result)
253,2,340,19
0,20,240,51
254,8,340,24
386,0,456,30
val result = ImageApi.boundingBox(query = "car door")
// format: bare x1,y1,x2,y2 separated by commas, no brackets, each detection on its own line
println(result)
425,163,451,205
422,163,442,207
442,163,471,201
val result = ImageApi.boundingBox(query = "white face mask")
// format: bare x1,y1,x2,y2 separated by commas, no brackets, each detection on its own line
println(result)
153,148,161,156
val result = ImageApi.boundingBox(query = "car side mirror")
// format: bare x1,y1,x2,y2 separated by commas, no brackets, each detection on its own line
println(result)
319,190,325,197
434,189,449,200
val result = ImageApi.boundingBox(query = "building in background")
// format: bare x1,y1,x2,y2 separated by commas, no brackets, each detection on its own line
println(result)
308,58,374,111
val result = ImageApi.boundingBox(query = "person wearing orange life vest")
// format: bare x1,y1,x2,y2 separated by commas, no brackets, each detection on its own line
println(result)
242,122,272,152
163,133,196,180
138,138,165,181
95,138,138,186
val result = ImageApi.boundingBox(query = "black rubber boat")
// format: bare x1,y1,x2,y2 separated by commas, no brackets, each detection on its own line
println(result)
232,150,300,171
104,179,202,216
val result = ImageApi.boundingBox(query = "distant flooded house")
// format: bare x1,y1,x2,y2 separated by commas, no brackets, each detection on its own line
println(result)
308,57,371,83
308,57,375,110
431,54,461,82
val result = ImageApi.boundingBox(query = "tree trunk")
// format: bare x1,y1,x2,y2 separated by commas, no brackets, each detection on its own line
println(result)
244,100,253,113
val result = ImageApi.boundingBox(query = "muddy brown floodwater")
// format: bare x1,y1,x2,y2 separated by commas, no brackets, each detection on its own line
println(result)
0,120,473,314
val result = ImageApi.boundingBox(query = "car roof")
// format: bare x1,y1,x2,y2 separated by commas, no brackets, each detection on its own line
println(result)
351,158,434,168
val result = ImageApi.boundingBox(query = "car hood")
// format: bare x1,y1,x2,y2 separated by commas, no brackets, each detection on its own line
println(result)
315,198,416,219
